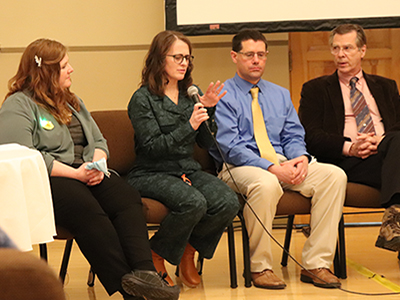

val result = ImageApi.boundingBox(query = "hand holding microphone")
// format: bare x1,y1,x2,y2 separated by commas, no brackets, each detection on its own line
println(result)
188,86,209,130
188,85,209,130
188,83,226,131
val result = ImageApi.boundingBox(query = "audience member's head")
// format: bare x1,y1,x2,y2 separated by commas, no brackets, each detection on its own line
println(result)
0,227,17,249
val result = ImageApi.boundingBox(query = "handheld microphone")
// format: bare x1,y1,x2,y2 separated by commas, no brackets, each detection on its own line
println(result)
187,85,201,104
188,85,213,134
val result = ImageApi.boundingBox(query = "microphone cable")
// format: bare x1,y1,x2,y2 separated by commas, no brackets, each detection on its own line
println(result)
191,86,400,296
210,128,399,296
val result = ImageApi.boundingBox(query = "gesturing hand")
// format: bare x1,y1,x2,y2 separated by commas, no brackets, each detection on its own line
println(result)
199,81,227,107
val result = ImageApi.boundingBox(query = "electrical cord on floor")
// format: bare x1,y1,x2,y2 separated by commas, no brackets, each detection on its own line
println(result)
205,122,399,296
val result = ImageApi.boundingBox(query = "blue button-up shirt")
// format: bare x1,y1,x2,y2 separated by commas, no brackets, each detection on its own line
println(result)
210,74,309,170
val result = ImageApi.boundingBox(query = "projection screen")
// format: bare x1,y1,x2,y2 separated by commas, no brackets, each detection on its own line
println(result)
165,0,400,35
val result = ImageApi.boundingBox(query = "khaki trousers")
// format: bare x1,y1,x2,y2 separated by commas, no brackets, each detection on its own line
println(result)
218,155,346,272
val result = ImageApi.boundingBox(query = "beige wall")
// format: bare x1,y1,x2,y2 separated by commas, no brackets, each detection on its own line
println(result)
0,0,289,111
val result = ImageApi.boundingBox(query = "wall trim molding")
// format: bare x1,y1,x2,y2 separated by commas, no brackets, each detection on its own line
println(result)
0,40,287,54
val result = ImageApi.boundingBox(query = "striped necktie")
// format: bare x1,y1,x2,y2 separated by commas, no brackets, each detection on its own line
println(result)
350,77,375,134
250,87,279,165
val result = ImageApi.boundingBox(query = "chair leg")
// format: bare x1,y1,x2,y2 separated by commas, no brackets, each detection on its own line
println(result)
338,215,347,279
333,215,346,279
175,265,179,277
197,257,204,275
59,239,74,284
174,257,203,277
238,212,252,288
227,222,238,288
281,215,295,267
39,243,48,261
333,242,341,278
87,267,96,287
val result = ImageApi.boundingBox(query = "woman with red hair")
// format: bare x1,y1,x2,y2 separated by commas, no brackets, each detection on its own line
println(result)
0,38,179,300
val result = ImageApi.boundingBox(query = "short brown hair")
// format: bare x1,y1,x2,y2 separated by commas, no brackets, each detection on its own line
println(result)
232,29,268,52
141,30,193,97
329,24,367,48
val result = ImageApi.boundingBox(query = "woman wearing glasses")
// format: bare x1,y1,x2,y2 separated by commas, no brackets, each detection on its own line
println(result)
0,38,180,300
127,30,239,288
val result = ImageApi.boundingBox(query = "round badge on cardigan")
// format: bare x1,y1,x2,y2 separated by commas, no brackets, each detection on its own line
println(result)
40,118,54,130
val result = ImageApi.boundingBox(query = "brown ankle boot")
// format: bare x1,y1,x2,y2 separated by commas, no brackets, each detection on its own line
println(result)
151,250,174,286
178,244,201,288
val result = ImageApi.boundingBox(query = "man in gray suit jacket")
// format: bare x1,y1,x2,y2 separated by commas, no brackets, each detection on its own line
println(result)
299,24,400,252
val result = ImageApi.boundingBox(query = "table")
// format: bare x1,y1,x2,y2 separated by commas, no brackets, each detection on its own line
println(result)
0,144,56,251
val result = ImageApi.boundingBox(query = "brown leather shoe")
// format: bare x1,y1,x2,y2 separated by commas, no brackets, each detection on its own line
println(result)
151,250,174,286
178,244,201,288
251,269,286,289
300,268,341,288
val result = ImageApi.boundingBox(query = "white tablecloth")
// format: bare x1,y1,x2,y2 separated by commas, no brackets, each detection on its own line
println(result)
0,144,56,251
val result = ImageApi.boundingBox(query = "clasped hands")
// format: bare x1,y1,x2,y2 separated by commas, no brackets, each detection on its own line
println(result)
268,155,309,185
349,132,383,159
189,81,226,130
76,163,105,186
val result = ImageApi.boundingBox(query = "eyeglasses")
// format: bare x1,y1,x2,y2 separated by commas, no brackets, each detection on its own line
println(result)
330,45,360,55
167,54,194,64
237,51,268,60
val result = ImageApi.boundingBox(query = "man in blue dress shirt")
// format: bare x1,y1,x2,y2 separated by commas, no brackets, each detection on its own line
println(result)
210,29,347,290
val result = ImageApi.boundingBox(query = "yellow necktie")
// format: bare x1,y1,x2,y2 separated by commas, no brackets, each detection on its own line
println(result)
251,87,279,165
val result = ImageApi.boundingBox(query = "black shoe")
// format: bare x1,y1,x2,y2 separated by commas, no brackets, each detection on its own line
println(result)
301,226,311,238
375,236,400,252
122,270,180,300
